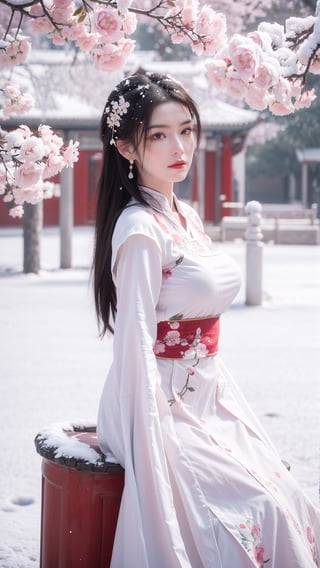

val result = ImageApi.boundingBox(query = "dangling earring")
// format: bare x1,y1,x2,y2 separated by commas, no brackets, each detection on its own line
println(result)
128,159,134,180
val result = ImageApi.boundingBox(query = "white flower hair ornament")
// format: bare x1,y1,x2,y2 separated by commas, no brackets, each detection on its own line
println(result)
104,95,130,145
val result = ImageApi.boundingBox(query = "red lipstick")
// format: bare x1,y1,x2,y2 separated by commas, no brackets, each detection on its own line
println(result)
168,161,187,169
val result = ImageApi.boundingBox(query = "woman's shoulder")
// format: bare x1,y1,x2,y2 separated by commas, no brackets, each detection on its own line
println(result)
113,203,163,246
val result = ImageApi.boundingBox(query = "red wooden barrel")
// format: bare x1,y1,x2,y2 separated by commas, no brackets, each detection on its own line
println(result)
35,424,124,568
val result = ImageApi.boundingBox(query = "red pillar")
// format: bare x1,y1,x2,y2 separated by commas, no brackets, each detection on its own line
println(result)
191,160,198,204
73,151,89,225
204,151,215,222
221,136,233,217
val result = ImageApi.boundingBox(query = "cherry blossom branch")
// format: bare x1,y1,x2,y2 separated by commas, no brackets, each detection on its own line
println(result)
0,124,79,218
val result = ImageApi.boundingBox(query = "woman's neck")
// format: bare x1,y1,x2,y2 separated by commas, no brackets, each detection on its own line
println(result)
139,184,175,210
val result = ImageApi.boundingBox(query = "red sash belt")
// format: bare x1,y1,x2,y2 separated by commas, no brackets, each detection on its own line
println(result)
154,316,220,359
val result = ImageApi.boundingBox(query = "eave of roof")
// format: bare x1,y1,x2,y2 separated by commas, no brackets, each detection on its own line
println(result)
296,148,320,163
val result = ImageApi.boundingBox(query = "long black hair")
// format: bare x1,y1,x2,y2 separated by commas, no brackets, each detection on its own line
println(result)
93,71,201,336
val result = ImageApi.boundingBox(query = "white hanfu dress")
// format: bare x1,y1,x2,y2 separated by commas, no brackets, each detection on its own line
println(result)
97,186,320,568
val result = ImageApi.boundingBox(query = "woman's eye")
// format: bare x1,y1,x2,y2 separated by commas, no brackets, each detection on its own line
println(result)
151,132,165,140
182,127,192,135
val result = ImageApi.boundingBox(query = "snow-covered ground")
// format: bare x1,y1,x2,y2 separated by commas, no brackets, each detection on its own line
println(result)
0,226,319,568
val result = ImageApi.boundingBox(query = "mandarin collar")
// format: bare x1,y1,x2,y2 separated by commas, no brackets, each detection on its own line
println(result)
139,185,177,214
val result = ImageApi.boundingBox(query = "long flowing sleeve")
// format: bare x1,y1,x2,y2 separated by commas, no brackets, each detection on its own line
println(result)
98,232,190,568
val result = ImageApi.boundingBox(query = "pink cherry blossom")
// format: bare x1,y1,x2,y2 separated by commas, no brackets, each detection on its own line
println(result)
1,82,34,119
20,137,46,162
38,125,54,144
117,0,133,13
3,82,20,98
92,8,124,42
47,133,64,150
75,30,98,52
53,0,74,8
229,36,261,80
272,76,293,104
1,36,31,66
51,29,69,46
18,93,34,113
245,84,270,111
248,30,272,52
181,6,197,28
123,11,137,35
43,153,65,179
67,22,87,41
206,59,227,90
3,193,14,203
254,58,280,89
119,37,135,57
195,6,226,39
92,39,134,72
225,70,247,99
63,140,79,166
51,5,74,24
270,101,294,115
3,91,34,119
29,4,44,16
14,162,43,189
9,205,24,218
13,184,43,205
171,32,186,45
30,17,55,34
0,163,6,187
294,88,316,110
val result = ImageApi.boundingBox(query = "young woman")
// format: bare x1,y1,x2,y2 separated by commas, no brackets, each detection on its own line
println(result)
93,72,319,568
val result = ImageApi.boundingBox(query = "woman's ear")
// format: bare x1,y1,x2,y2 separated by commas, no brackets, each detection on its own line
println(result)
116,140,136,161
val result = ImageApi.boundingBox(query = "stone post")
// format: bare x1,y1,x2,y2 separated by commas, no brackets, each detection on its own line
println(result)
245,200,263,306
60,166,74,269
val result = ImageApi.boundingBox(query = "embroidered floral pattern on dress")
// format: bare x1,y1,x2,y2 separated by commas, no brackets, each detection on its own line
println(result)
306,526,319,565
152,209,215,254
238,518,270,567
154,318,220,406
168,360,198,407
152,212,185,246
162,255,184,280
154,319,219,360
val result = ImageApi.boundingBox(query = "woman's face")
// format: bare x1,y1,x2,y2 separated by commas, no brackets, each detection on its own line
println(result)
133,101,196,195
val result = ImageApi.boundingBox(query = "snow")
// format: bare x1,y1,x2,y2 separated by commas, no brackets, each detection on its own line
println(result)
35,421,101,463
0,225,319,567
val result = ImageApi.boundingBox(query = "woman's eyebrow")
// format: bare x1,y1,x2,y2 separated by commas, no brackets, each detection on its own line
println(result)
146,119,193,131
